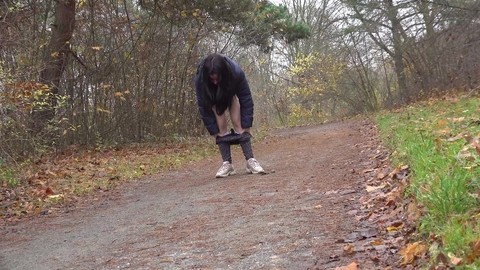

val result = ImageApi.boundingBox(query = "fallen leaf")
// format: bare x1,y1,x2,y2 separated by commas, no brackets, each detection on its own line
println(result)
335,262,358,270
450,117,466,123
394,165,410,180
384,197,396,207
45,170,57,177
436,252,449,265
343,232,362,243
45,187,55,196
467,240,480,263
377,172,387,179
362,168,375,174
388,167,399,178
359,228,377,238
434,138,443,152
385,188,401,207
158,257,174,263
325,190,339,195
447,132,466,142
457,146,475,162
464,133,474,143
386,224,403,232
366,184,385,192
471,136,480,155
449,253,462,266
47,194,63,200
346,210,358,216
436,128,451,136
369,254,380,262
399,241,427,265
387,165,410,180
343,244,355,255
436,119,448,128
406,202,422,222
400,165,409,171
371,239,384,246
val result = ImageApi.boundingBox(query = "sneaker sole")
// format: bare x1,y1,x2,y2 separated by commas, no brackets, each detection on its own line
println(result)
246,168,266,174
216,170,236,178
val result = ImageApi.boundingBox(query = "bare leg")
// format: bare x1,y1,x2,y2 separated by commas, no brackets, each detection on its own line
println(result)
229,96,243,134
228,96,254,160
213,105,231,162
213,105,229,136
213,96,243,135
214,96,255,161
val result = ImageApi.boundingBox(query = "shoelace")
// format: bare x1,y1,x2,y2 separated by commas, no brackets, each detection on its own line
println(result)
249,159,260,168
220,163,231,172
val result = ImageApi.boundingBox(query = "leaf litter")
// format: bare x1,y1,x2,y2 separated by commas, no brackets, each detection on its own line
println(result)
330,122,425,269
0,141,214,224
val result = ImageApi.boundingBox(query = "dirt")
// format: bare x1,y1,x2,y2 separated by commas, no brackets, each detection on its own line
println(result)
0,119,408,270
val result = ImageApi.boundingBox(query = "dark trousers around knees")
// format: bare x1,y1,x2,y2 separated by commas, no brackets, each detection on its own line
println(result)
216,131,254,162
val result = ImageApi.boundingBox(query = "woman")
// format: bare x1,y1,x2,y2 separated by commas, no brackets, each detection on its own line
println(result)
194,53,265,178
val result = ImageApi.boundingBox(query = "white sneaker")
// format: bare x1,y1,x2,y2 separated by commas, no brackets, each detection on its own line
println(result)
215,161,235,178
246,158,265,174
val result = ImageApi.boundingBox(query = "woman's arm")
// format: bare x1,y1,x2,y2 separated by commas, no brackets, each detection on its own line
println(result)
195,77,219,135
236,71,254,129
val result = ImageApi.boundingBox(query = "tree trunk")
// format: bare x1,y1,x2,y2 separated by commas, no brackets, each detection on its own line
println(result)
33,0,76,133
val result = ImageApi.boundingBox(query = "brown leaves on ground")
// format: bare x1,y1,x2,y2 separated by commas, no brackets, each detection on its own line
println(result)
427,239,480,269
436,120,480,163
335,122,424,269
351,160,421,267
399,241,427,265
466,240,480,264
0,142,213,223
335,262,359,270
456,133,480,160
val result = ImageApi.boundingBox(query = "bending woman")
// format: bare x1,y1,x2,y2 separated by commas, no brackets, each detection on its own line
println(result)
194,53,265,178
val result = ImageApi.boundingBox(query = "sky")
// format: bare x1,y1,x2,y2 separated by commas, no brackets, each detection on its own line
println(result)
270,0,285,5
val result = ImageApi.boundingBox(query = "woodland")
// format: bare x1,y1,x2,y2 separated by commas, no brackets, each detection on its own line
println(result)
0,0,478,163
1,1,480,268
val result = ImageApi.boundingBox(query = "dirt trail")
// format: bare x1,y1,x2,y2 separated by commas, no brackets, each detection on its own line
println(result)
0,119,399,270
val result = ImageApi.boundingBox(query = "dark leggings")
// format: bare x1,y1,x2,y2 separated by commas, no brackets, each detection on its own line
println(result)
217,132,254,162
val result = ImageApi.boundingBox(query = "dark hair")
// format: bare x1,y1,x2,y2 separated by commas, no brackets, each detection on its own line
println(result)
200,54,235,115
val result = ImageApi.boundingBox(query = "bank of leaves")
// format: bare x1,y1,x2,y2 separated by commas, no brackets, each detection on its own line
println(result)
0,138,218,222
376,93,480,268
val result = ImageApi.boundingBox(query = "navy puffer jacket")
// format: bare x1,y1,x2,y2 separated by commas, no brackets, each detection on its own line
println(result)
194,55,254,135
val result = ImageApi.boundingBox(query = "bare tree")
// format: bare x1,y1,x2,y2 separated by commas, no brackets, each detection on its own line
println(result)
33,0,76,132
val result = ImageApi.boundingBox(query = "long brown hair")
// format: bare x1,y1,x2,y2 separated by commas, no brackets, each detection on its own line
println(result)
200,54,235,115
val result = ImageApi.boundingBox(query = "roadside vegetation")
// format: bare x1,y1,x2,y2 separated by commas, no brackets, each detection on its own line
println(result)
0,130,268,221
0,138,218,219
376,93,480,268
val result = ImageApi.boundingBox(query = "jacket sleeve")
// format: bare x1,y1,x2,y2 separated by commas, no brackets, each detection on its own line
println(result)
236,70,254,129
195,75,219,135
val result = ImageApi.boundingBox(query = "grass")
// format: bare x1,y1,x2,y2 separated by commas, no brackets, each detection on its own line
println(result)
0,163,20,187
376,94,480,268
0,127,270,220
0,136,220,220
